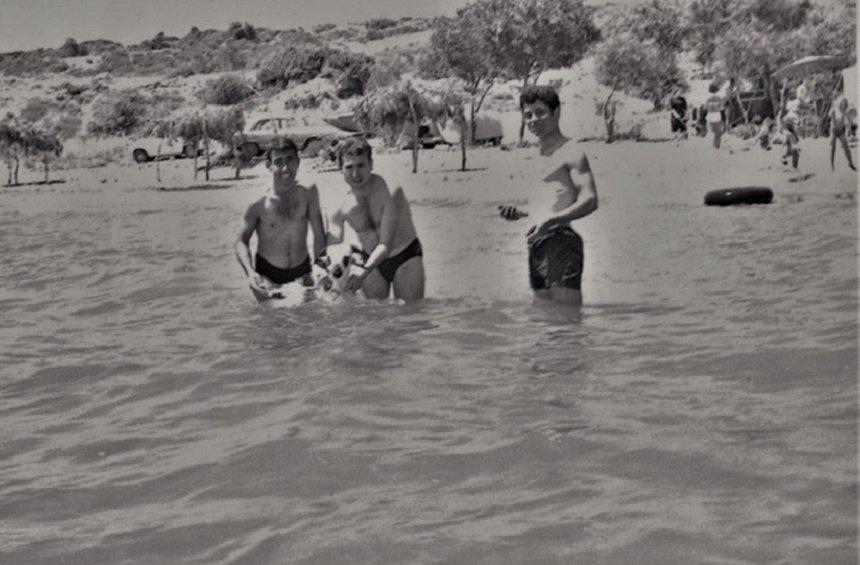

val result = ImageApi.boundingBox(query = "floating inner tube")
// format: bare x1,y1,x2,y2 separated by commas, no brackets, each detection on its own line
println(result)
704,187,773,206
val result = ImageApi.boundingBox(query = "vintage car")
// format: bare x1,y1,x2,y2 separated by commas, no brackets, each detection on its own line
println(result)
131,138,203,163
233,117,359,161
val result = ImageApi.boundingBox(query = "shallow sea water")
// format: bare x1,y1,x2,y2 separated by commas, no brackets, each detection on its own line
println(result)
1,147,857,564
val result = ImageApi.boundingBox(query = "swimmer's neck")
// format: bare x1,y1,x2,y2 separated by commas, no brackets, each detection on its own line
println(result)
272,178,298,197
538,132,570,156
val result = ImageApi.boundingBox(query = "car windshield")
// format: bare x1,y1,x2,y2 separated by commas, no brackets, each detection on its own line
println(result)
251,120,272,132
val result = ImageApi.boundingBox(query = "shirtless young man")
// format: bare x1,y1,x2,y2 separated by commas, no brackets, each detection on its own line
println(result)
326,137,425,302
828,93,857,172
499,85,598,306
235,136,327,301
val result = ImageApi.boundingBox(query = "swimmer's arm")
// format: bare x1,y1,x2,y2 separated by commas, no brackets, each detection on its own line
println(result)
548,153,598,225
361,187,400,271
235,202,260,278
326,207,347,245
307,184,327,262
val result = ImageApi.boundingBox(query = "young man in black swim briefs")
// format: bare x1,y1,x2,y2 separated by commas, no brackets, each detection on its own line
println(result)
499,85,599,306
326,137,425,302
235,136,328,301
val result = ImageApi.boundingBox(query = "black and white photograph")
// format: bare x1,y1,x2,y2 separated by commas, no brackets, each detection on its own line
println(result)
1,0,857,562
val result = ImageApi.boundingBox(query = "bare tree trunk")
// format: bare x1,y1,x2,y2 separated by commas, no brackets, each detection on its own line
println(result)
470,101,478,145
43,158,49,183
156,141,162,183
233,140,241,179
458,111,467,172
407,94,419,174
203,117,210,182
193,140,199,180
518,75,528,144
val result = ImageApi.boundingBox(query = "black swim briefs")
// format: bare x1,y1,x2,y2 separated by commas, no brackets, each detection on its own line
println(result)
377,238,423,284
528,227,583,291
255,254,311,285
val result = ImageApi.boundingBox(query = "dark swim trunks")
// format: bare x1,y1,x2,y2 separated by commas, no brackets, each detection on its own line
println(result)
528,227,584,291
377,238,423,283
255,254,311,285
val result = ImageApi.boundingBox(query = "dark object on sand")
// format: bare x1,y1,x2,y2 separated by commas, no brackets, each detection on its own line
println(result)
705,187,773,206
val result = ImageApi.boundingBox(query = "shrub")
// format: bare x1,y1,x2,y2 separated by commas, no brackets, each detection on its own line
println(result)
57,38,86,58
197,74,254,105
313,23,337,34
88,90,151,136
256,46,328,89
365,18,398,31
324,50,374,98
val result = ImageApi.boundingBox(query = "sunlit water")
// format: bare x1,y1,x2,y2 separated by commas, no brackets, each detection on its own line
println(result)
1,147,857,564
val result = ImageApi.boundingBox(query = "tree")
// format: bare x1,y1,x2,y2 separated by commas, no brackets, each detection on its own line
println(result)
604,0,687,53
204,108,245,179
715,22,806,116
0,116,24,186
354,81,439,174
173,114,206,180
427,8,498,143
687,0,739,67
594,34,686,139
474,0,600,141
22,128,62,184
436,90,471,171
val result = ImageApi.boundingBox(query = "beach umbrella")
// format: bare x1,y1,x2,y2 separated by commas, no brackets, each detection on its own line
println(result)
772,55,850,80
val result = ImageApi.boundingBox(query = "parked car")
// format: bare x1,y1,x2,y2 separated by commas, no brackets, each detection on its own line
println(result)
399,120,449,150
131,138,202,164
440,116,504,146
233,118,359,161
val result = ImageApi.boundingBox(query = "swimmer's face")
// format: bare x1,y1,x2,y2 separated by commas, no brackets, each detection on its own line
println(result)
341,153,373,189
269,147,299,187
522,100,558,138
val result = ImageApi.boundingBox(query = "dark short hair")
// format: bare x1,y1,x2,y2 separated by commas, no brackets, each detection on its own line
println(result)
520,85,560,112
337,136,373,169
708,83,719,94
266,136,299,163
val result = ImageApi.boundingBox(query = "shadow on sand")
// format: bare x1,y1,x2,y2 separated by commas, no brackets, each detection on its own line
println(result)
156,184,234,192
5,179,67,188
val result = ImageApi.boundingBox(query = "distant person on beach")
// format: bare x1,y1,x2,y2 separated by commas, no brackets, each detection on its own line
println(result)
828,93,857,172
498,85,598,306
326,137,425,302
777,96,802,170
669,90,688,140
704,83,726,149
235,136,328,301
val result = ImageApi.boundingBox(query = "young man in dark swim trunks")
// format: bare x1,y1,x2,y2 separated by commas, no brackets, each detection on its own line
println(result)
499,85,599,305
326,137,425,302
235,136,328,301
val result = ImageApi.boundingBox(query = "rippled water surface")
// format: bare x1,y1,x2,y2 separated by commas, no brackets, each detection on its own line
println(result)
1,148,857,564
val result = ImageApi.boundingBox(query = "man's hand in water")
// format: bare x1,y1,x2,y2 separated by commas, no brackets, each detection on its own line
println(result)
346,265,368,292
499,205,528,220
248,273,273,293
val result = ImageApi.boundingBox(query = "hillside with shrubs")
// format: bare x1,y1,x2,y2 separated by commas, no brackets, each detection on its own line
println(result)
0,0,855,182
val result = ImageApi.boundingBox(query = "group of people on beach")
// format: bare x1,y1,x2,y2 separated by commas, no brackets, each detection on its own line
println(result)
235,86,599,306
669,76,857,172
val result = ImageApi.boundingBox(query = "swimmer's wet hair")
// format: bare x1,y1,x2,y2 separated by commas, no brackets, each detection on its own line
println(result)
520,85,560,112
266,136,299,164
337,136,373,169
